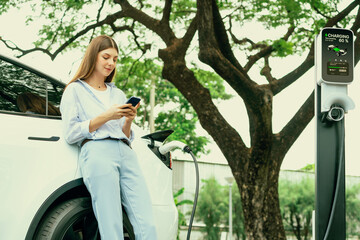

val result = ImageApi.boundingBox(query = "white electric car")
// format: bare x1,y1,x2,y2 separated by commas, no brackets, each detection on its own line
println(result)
0,53,178,240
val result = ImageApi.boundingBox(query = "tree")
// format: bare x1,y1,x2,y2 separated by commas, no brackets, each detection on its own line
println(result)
2,0,360,238
346,183,360,238
279,178,314,240
196,177,227,240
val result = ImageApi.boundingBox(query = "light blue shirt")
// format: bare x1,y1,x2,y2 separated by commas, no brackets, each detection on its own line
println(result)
60,79,134,147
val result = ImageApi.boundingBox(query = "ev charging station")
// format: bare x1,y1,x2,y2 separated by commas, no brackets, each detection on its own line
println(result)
314,28,355,239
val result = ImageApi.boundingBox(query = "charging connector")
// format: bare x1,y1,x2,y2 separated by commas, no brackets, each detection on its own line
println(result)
158,141,188,155
326,105,345,122
321,105,345,123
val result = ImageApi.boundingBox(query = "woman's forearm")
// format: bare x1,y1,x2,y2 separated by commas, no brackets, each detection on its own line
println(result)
122,119,132,138
89,112,110,133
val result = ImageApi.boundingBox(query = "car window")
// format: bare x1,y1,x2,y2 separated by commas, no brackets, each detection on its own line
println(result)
0,58,62,117
47,81,63,115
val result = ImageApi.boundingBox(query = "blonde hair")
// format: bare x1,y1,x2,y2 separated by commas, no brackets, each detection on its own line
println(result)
67,35,119,86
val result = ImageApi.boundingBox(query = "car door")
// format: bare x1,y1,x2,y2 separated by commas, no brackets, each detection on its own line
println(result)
0,56,79,239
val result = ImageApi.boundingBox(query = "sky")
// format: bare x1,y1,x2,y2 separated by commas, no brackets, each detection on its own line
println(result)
1,1,360,176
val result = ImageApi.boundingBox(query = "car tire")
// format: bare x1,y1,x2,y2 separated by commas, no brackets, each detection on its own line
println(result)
34,197,135,240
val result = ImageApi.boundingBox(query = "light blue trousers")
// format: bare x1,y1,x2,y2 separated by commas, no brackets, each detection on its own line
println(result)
79,139,157,240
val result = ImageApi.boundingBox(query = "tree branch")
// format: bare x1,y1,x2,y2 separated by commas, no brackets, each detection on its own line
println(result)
161,0,173,25
231,35,255,46
260,56,277,83
114,0,176,46
0,10,126,60
211,0,248,77
351,5,360,32
324,0,360,27
49,6,71,48
0,38,53,58
110,22,151,54
52,10,126,59
244,26,295,72
351,7,360,65
181,13,198,54
90,0,107,40
244,46,272,72
228,15,260,49
355,32,360,64
312,5,331,19
197,0,258,105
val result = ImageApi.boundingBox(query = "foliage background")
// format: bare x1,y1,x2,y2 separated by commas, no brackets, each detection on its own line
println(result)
194,175,360,239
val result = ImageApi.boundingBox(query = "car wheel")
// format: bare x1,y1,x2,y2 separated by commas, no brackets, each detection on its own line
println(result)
34,197,135,240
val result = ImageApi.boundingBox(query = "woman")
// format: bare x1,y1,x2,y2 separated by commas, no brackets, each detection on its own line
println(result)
60,35,157,240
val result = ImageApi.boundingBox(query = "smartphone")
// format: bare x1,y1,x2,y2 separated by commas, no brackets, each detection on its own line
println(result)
125,96,141,107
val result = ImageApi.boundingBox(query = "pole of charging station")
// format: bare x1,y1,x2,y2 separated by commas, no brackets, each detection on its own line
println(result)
314,27,355,240
315,84,346,240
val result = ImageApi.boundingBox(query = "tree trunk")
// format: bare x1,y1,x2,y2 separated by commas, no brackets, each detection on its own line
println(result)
237,152,285,239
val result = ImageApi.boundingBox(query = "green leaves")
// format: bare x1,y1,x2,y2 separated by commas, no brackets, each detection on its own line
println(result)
193,68,233,100
279,178,314,239
345,184,360,238
173,187,193,239
273,39,294,57
170,0,197,23
196,177,228,240
196,177,246,240
300,163,315,172
0,0,28,15
279,177,360,239
174,188,194,206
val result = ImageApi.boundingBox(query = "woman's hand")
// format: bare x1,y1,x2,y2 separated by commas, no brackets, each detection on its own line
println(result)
122,103,140,138
89,103,140,134
104,104,138,121
122,103,140,123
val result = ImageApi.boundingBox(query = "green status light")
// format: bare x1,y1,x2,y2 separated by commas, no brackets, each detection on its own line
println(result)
325,33,328,37
333,47,340,52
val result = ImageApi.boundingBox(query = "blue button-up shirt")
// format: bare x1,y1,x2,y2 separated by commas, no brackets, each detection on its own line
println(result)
60,79,134,147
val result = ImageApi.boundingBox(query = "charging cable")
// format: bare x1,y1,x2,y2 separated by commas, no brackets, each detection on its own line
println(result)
322,110,345,240
159,141,199,240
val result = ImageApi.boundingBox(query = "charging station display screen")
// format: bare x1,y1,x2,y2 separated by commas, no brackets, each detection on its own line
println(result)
327,62,349,76
321,28,353,83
